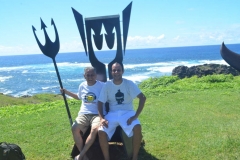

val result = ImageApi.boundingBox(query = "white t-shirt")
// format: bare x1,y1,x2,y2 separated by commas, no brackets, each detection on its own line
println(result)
77,80,105,115
98,78,141,112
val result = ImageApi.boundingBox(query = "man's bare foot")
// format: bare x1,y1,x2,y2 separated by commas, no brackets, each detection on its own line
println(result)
74,154,80,160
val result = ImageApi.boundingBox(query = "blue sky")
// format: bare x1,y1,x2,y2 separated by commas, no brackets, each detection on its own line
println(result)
1,0,240,55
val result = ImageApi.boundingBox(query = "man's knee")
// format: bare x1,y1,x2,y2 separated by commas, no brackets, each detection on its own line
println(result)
72,124,81,135
99,130,110,141
89,127,98,135
98,130,107,137
72,124,77,132
133,124,142,137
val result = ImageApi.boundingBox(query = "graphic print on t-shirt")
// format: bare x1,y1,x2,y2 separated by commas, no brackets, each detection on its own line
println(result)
84,92,96,103
115,89,124,104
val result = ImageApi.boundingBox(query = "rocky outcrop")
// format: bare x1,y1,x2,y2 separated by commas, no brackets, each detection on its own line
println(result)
172,64,240,79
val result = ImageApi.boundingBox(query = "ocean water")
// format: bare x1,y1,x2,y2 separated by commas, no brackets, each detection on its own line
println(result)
0,44,239,97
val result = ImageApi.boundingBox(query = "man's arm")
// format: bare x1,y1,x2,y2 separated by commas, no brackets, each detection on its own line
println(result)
127,92,146,125
98,101,108,128
60,88,79,100
135,92,146,118
98,101,104,119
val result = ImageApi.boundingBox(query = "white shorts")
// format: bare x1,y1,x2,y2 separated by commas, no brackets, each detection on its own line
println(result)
98,110,140,140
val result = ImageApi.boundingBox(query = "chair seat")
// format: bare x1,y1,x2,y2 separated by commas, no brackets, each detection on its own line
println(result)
71,125,133,159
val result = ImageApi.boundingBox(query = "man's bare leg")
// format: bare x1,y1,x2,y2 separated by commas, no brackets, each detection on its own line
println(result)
78,127,98,160
72,125,84,153
132,124,142,160
98,131,110,160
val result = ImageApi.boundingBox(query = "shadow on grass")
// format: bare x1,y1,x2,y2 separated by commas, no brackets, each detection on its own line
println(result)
138,140,159,160
71,140,158,160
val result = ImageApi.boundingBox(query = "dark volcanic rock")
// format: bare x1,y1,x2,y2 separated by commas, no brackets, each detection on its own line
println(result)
21,95,31,98
172,64,240,79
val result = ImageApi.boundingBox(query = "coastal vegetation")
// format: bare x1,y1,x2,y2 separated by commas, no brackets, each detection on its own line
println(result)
0,93,63,107
1,74,240,159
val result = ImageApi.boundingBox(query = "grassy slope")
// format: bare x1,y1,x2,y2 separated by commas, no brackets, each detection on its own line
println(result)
0,99,80,160
140,90,240,159
1,75,240,160
0,93,63,107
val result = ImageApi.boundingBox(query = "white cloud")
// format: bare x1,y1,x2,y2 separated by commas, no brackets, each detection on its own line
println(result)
157,35,165,40
198,30,235,44
209,35,215,39
126,34,165,48
2,26,240,56
0,45,37,55
60,41,85,53
173,36,180,41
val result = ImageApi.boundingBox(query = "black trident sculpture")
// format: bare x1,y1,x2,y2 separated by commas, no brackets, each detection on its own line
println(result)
32,18,73,127
72,2,132,81
70,2,133,158
220,42,240,72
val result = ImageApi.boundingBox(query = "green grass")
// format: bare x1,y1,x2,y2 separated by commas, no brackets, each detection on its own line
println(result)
139,74,240,96
1,75,240,159
0,93,63,107
0,99,80,160
139,90,240,159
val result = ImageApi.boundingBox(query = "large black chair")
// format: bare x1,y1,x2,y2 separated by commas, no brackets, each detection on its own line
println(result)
70,117,133,159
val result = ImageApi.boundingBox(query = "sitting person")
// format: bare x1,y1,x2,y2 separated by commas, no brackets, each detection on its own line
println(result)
98,62,146,160
60,67,105,160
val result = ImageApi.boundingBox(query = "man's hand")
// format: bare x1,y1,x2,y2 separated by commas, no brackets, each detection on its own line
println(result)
60,88,65,94
127,116,137,125
100,118,109,128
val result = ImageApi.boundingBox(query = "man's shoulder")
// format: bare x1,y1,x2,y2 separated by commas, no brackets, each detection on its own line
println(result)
80,81,87,86
96,80,105,85
105,79,113,84
122,78,135,86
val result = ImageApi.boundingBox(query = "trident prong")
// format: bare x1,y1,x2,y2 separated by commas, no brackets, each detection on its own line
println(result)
220,42,240,72
32,18,73,127
32,18,60,59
